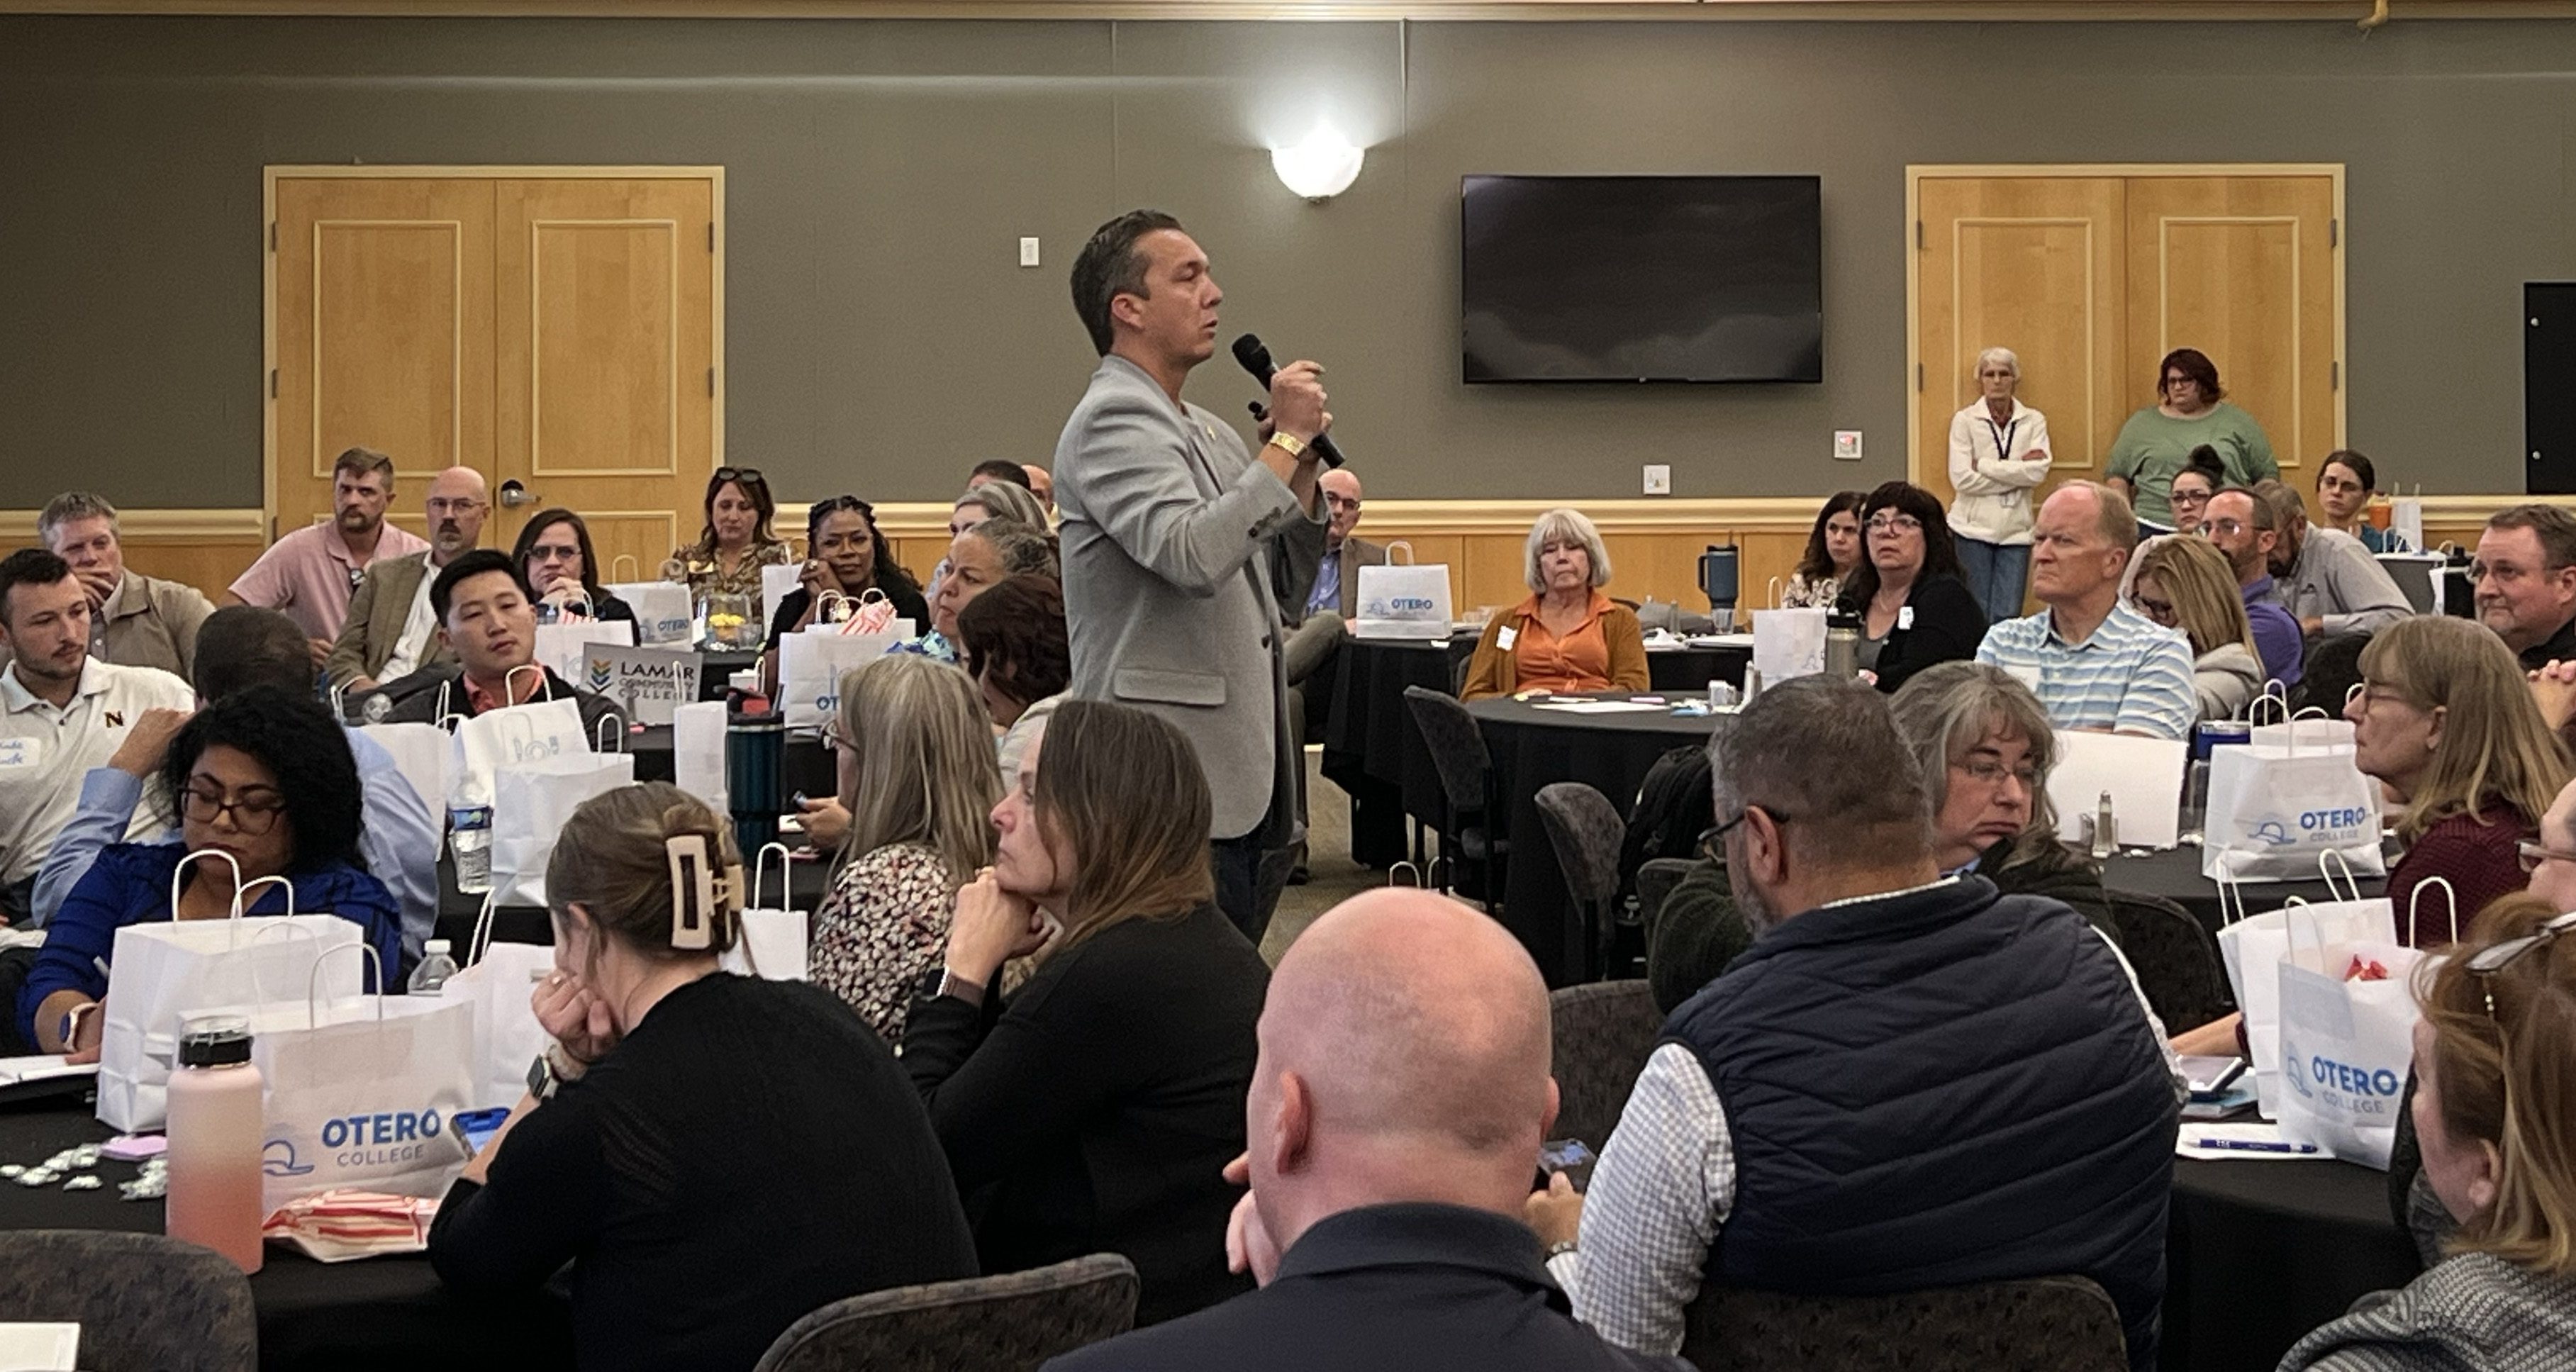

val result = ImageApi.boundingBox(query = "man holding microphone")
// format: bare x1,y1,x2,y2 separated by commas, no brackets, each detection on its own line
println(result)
1054,210,1329,942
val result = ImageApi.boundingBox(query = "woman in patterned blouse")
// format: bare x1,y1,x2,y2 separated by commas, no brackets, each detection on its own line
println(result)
808,653,1001,1045
662,467,795,605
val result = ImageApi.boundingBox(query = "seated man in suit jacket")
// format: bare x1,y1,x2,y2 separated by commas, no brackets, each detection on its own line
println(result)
1054,210,1327,944
325,466,488,695
1044,886,1688,1372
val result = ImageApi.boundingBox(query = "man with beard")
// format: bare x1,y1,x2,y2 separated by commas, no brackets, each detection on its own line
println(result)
0,550,194,925
227,447,429,666
1527,678,2182,1372
326,467,489,698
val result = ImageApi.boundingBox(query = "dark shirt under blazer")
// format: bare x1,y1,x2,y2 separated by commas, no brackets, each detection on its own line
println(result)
903,902,1270,1326
1044,1203,1691,1372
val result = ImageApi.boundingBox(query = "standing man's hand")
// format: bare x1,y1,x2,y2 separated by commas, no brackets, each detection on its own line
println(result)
1266,361,1329,447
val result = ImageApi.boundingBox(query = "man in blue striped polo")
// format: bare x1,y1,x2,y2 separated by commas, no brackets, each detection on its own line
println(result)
1975,481,2197,740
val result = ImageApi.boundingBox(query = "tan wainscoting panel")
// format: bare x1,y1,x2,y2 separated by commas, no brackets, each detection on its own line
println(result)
0,510,271,602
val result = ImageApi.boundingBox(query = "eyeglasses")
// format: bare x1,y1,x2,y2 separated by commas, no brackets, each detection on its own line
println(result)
425,497,484,517
181,785,286,836
2171,489,2214,508
713,467,768,487
2132,593,2178,625
2465,909,2576,1016
822,723,854,754
2467,559,2572,584
1865,515,1922,536
1698,805,1794,859
1955,757,2041,791
2515,841,2576,874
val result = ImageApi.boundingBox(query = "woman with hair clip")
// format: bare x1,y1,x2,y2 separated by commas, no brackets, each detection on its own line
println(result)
2277,891,2576,1370
808,655,1000,1046
429,783,976,1372
902,699,1269,1325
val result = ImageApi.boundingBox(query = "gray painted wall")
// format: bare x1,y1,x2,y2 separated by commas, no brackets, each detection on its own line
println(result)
3,15,2572,508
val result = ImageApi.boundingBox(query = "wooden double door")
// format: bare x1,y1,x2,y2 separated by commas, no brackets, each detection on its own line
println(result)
1910,167,2343,514
267,169,723,579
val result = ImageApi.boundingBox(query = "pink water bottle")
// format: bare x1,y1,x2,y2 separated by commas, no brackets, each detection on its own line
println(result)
165,1014,265,1274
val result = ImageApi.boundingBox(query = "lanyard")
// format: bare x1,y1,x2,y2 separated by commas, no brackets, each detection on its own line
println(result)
1983,411,2017,462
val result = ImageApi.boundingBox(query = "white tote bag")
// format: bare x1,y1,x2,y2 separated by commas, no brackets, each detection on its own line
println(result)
246,947,476,1213
448,673,593,812
720,842,809,981
2273,896,2441,1169
355,720,450,824
1751,608,1829,684
778,629,903,730
534,617,634,684
2201,714,2385,881
608,581,696,647
2214,855,2403,1116
1351,543,1454,640
488,728,637,908
439,893,559,1114
761,562,804,630
96,857,364,1132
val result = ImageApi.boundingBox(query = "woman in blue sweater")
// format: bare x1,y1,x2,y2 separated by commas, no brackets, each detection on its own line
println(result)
21,686,401,1056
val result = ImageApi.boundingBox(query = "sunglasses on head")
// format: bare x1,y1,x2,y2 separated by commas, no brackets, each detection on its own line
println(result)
712,467,768,488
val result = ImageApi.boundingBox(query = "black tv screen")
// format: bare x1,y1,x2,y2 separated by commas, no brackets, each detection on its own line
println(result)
1461,174,1823,384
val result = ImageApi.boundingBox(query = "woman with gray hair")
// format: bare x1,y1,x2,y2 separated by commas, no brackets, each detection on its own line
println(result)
1460,507,1646,701
1643,659,2110,1013
1946,347,2054,624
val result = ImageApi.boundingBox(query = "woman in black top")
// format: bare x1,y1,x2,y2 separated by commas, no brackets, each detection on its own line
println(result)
904,699,1270,1326
1840,481,1990,695
430,783,976,1372
766,494,930,641
511,508,637,625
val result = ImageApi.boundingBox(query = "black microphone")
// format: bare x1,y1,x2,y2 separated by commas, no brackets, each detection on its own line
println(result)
1231,333,1345,469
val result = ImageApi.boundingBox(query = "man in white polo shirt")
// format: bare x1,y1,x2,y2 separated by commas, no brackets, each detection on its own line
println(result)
1975,481,2196,741
0,549,194,925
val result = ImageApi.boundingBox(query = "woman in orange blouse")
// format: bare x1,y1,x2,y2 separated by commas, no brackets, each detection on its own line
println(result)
1461,508,1648,701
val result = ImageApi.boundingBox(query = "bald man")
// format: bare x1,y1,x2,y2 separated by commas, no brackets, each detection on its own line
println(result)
325,465,490,693
1044,888,1686,1372
1022,463,1055,513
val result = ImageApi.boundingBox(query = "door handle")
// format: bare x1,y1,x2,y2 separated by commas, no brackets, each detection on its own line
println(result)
498,479,538,509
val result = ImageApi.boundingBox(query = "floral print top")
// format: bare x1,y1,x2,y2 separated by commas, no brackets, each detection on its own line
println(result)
810,842,958,1048
662,538,795,601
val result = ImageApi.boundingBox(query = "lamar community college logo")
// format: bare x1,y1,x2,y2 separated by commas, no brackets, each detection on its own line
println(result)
586,654,617,695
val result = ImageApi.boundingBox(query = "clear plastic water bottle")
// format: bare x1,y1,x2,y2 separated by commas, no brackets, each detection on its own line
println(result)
451,805,494,894
2178,759,2212,846
407,938,460,995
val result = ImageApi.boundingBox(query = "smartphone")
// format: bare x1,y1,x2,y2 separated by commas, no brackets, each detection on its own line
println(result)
1537,1138,1598,1193
2179,1055,2248,1098
450,1107,513,1156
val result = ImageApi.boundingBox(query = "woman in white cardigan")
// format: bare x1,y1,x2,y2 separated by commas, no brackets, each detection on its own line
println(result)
1946,347,2054,623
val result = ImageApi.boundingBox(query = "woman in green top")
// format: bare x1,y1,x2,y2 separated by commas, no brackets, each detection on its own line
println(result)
2105,347,2277,528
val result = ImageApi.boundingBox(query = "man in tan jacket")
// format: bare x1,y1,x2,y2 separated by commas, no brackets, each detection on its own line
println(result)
17,492,216,681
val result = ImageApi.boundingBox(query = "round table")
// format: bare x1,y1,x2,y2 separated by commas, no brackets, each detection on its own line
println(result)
1461,695,1729,987
0,1096,573,1371
2163,1155,2421,1372
2101,846,2387,937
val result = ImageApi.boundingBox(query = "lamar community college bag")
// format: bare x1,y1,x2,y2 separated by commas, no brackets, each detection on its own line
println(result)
97,856,364,1132
2202,715,2385,882
1352,543,1453,640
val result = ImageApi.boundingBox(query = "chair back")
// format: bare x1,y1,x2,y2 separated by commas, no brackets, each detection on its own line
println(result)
1546,979,1664,1151
2104,891,2233,1033
1537,781,1627,976
1403,686,1491,816
0,1230,256,1372
1682,1275,2128,1372
754,1253,1139,1372
1635,857,1697,934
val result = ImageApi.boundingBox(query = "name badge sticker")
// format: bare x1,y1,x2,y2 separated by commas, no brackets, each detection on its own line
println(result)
0,737,42,771
1496,626,1518,652
1897,606,1915,631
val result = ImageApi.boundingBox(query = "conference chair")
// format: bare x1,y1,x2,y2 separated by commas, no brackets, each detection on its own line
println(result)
0,1230,257,1372
1681,1275,2129,1372
1534,781,1632,980
1403,686,1505,908
752,1253,1139,1372
1634,857,1698,947
1546,979,1663,1153
2104,890,2234,1034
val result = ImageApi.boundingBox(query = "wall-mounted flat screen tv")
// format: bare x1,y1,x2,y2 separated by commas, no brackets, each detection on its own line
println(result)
1461,174,1823,384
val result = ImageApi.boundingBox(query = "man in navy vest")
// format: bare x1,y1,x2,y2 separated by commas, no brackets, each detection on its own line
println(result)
1531,678,2182,1370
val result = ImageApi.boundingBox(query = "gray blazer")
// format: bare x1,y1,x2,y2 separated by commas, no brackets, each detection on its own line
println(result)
1054,355,1326,840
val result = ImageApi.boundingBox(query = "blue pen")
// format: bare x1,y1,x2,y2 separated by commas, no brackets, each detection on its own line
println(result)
2194,1138,2319,1154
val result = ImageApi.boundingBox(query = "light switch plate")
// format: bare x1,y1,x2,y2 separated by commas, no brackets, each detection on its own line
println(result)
1642,464,1672,496
1018,237,1041,267
1833,430,1864,461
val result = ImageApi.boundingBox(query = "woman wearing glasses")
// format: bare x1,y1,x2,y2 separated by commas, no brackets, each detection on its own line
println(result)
2104,347,2278,530
2277,892,2576,1371
2346,617,2570,947
1644,662,2108,1013
1945,348,2053,623
2126,535,2264,722
1841,481,1988,695
662,467,793,603
2163,446,2229,538
511,509,637,625
766,496,927,641
18,686,403,1057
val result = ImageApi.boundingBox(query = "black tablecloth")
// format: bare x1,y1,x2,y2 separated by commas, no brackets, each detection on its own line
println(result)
433,850,832,954
2102,846,2387,937
0,1097,572,1372
624,724,834,799
2163,1156,2421,1372
1466,696,1729,987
